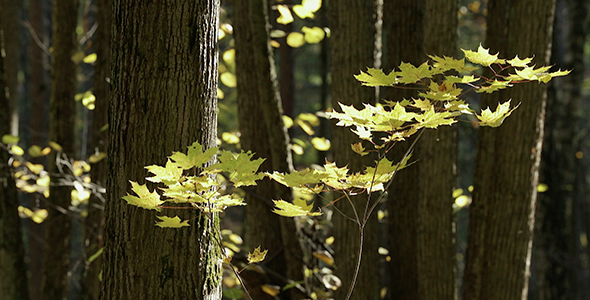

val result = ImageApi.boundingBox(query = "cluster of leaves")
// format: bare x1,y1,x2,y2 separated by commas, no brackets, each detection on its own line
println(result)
274,0,327,48
121,142,266,227
1,134,105,222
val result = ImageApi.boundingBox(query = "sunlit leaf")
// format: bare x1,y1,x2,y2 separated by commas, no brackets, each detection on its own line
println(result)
302,26,325,44
272,199,322,217
220,72,237,88
221,132,240,144
477,100,519,127
11,145,24,156
83,53,97,64
169,141,218,170
122,181,163,211
286,32,305,48
247,246,268,264
462,44,505,66
89,152,107,163
155,215,190,228
276,5,294,24
311,137,330,151
2,134,19,144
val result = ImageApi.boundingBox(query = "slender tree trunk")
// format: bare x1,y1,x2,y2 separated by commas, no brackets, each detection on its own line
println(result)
463,1,555,299
0,0,20,135
234,0,305,299
102,1,221,299
27,2,50,298
0,18,30,300
80,0,111,299
327,1,381,299
383,1,458,299
42,0,78,298
534,0,588,299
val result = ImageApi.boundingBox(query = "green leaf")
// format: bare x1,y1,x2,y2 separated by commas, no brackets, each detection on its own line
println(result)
169,141,218,169
293,0,321,19
88,152,107,163
302,26,325,44
276,5,294,25
247,246,268,264
311,137,331,151
83,53,97,64
506,55,532,67
462,44,505,66
351,142,370,156
428,55,478,73
206,151,265,187
88,247,103,263
145,160,183,185
397,62,432,84
354,68,398,86
477,100,519,127
2,134,19,144
476,80,513,93
155,215,190,228
272,199,322,217
122,181,164,211
414,107,457,129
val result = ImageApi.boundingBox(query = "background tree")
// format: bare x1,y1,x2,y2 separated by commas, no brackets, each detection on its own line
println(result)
102,0,222,299
463,0,556,299
534,0,589,299
0,16,30,300
233,0,305,299
80,0,111,299
383,0,458,299
326,0,381,299
42,0,78,298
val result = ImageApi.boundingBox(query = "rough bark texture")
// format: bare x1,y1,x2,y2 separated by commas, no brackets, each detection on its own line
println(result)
0,0,19,133
327,1,381,299
81,0,111,299
233,0,305,299
534,0,588,299
42,0,78,298
102,0,221,299
0,19,30,300
463,1,555,299
383,1,458,299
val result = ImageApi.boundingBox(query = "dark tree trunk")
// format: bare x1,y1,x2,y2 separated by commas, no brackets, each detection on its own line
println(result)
233,0,305,299
102,0,221,299
326,0,381,299
463,1,556,299
0,0,20,133
383,0,458,299
80,0,111,299
0,16,30,300
533,0,588,299
42,0,78,298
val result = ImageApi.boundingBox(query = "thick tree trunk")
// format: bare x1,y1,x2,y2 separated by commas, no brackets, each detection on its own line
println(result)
42,0,78,298
81,0,111,299
534,0,588,299
463,1,555,299
102,1,221,299
327,1,381,299
0,19,30,300
383,1,458,299
234,0,305,299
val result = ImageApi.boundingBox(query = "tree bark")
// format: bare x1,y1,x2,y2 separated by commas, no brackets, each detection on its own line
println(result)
234,0,305,299
463,1,555,299
0,16,30,300
81,0,111,299
102,0,221,299
42,0,78,298
383,0,458,299
327,1,381,299
0,0,20,134
534,0,588,299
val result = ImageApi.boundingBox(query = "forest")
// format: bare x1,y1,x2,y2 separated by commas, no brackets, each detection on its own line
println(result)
0,0,589,299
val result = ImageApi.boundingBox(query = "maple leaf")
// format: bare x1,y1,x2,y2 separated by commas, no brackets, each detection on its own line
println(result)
476,79,513,93
169,141,218,169
272,199,322,217
351,126,372,140
444,75,479,84
122,181,163,211
414,107,457,129
351,142,370,156
397,62,432,84
247,246,268,264
354,68,398,86
206,151,265,187
477,100,520,127
445,100,474,114
428,55,477,73
462,44,505,67
411,99,433,111
419,81,462,101
145,160,183,185
155,215,190,228
506,55,533,67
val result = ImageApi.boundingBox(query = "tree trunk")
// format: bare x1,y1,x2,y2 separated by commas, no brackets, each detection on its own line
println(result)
0,0,20,134
234,0,305,299
42,0,78,298
0,17,30,300
81,0,111,299
463,1,555,299
383,0,458,299
326,1,381,299
533,0,588,299
27,2,51,298
102,1,221,299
